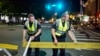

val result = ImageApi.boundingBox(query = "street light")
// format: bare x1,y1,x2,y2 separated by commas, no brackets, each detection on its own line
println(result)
83,15,89,22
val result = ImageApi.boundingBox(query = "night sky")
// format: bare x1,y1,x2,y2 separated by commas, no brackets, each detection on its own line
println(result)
0,0,87,18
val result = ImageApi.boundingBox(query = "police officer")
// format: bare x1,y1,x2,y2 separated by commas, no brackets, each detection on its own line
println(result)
51,12,77,56
23,14,41,56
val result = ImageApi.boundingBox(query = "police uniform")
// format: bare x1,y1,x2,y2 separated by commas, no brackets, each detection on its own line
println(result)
52,19,70,56
24,20,41,56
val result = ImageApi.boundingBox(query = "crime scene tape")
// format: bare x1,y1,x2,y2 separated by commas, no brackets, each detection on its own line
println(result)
23,42,100,49
0,43,18,50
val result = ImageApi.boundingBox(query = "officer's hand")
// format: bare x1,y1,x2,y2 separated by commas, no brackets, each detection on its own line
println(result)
54,39,58,45
23,38,26,42
30,36,35,40
73,40,77,43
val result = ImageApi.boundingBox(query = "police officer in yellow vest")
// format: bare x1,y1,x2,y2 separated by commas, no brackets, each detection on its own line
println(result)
51,12,77,56
23,14,41,56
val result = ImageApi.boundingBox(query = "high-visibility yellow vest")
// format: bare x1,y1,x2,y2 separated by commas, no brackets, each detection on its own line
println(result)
25,20,37,34
55,19,69,36
27,23,35,32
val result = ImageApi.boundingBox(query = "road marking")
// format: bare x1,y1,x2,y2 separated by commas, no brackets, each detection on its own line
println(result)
75,34,86,36
75,36,87,38
77,38,100,41
0,43,18,50
89,37,100,39
23,42,100,49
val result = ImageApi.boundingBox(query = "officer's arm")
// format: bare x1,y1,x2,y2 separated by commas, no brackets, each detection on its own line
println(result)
70,24,75,33
51,28,57,41
51,22,57,41
34,29,41,37
68,30,77,42
23,29,27,41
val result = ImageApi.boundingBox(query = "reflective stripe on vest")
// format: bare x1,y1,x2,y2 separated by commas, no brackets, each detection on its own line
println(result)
55,19,69,36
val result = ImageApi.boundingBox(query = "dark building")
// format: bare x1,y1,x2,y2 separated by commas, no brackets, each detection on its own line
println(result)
85,0,100,16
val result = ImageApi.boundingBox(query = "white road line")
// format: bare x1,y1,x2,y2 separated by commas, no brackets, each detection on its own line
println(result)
90,37,100,39
75,34,86,35
75,36,87,38
41,26,51,28
88,30,100,36
77,38,100,41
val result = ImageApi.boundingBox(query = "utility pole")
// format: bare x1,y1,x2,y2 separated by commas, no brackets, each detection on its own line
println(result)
95,0,99,29
80,0,83,16
97,0,99,16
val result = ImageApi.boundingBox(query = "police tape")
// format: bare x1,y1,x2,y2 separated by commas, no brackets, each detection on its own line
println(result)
0,43,18,50
23,42,100,49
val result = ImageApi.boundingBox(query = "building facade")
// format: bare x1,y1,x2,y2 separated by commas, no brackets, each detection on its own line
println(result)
85,0,100,16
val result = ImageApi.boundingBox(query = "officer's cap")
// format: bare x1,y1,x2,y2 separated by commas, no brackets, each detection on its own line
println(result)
62,11,69,17
28,13,34,18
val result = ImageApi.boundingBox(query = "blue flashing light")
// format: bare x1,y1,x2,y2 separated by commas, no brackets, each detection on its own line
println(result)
46,4,51,10
57,3,63,10
52,4,56,7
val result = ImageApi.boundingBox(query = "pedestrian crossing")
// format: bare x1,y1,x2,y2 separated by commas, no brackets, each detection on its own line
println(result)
75,30,100,42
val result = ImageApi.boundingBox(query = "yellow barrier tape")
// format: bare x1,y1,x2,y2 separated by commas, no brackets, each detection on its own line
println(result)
0,43,18,50
23,42,100,49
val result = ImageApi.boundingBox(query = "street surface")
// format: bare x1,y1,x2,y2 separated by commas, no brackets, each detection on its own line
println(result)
0,23,100,56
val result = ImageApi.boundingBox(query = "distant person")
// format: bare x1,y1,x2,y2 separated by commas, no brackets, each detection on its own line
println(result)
10,16,16,25
23,14,41,56
51,12,77,56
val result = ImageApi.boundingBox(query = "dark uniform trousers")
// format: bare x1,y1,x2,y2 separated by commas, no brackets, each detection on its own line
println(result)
27,34,40,56
52,34,66,56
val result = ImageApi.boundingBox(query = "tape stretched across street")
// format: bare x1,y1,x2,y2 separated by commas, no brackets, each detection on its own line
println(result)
23,42,100,49
0,43,18,50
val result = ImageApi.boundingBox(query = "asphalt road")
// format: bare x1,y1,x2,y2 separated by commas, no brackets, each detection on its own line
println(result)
0,24,100,56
